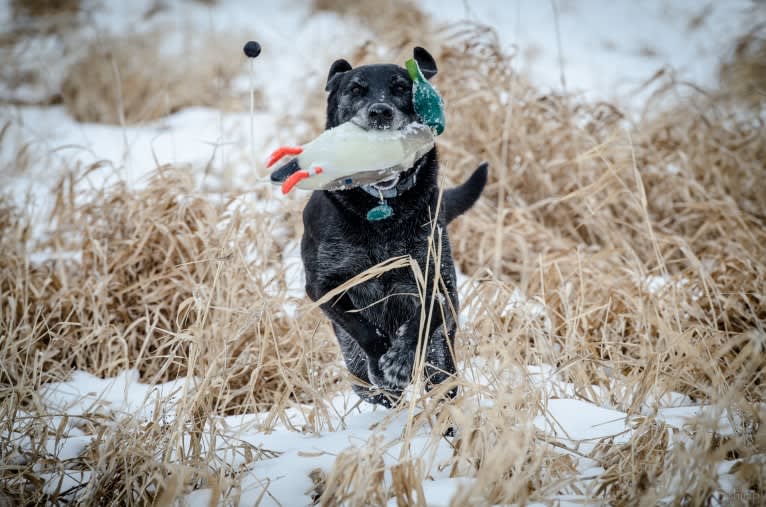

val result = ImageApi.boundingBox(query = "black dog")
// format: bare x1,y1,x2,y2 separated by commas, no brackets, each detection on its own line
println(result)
277,47,487,407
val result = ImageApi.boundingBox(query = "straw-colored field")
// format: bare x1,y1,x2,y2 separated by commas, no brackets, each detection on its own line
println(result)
1,1,764,505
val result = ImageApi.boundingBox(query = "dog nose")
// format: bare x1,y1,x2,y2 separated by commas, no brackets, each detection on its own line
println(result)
368,103,394,128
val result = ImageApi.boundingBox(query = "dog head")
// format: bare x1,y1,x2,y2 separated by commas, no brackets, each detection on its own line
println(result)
324,47,437,131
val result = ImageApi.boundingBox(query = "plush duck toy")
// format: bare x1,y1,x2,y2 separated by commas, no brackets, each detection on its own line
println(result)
268,122,435,194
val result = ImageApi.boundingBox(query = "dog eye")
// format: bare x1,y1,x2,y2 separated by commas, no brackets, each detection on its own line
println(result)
350,84,364,96
394,83,409,94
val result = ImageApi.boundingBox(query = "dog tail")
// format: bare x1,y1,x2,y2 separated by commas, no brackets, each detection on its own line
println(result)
443,162,488,224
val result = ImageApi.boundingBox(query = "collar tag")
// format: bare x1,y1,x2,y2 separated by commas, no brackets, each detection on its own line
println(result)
366,202,393,221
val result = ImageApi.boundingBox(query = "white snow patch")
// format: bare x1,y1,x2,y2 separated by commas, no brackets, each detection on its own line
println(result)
666,163,682,175
27,249,82,264
420,0,754,111
184,489,214,507
644,274,702,302
40,369,191,421
655,405,743,436
534,398,634,445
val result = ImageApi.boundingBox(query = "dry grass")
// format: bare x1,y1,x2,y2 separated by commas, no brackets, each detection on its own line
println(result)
0,0,81,105
719,23,766,108
1,168,340,503
3,166,339,409
313,0,431,50
2,1,765,505
10,0,80,19
2,2,251,114
61,30,248,124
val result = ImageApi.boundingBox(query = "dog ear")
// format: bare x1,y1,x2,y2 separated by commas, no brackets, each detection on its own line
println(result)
326,59,353,91
413,47,437,80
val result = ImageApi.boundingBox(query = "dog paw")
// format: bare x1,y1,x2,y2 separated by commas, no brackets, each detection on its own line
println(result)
378,340,415,389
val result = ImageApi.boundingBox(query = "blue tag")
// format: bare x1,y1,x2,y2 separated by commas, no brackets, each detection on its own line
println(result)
366,203,393,221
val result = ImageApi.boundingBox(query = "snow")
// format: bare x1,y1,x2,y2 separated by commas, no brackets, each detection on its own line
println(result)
644,273,703,302
2,104,268,188
533,398,634,444
32,370,458,505
3,0,760,504
33,366,754,505
40,470,93,498
656,405,741,437
1,104,273,245
420,0,754,109
390,477,475,507
184,489,214,507
40,369,190,421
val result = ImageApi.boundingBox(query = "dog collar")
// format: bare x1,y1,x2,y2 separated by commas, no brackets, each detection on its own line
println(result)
361,156,425,221
359,155,423,200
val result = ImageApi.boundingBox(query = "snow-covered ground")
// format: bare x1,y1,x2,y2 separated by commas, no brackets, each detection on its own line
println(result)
35,363,744,505
421,0,754,105
2,0,760,505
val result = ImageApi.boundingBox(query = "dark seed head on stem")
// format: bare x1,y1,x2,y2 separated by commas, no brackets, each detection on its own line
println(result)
243,40,261,58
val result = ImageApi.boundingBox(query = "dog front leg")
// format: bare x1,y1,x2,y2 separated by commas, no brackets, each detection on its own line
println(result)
317,293,391,360
377,294,450,389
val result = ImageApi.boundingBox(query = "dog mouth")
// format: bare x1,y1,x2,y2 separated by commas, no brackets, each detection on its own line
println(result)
351,112,408,132
371,175,400,190
351,119,395,131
